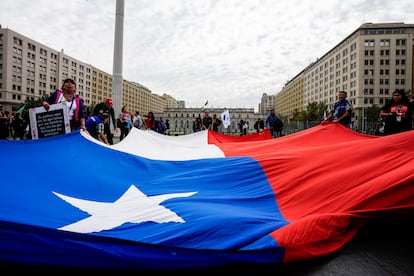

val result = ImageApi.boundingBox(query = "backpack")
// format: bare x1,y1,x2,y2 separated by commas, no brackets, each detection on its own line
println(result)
273,117,284,131
254,120,259,130
117,117,123,128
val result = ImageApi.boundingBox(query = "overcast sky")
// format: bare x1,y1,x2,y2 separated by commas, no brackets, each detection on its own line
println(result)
1,0,412,110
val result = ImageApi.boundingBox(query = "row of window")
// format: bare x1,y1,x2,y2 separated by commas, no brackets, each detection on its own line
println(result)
362,78,406,85
364,49,406,56
364,38,406,47
364,69,406,75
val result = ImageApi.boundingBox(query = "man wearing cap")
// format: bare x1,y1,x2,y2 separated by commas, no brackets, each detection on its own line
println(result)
92,98,117,144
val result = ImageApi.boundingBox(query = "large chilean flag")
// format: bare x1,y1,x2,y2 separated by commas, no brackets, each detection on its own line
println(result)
1,123,414,270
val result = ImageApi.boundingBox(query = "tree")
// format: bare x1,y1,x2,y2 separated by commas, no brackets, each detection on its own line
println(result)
24,97,43,110
366,105,381,121
291,108,301,120
305,102,328,121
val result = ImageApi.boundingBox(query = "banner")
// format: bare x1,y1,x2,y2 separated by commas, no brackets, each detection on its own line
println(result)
29,102,71,139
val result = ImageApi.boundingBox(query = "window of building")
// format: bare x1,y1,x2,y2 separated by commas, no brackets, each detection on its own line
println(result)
379,39,390,47
364,40,374,47
396,39,406,46
380,49,390,56
13,37,22,46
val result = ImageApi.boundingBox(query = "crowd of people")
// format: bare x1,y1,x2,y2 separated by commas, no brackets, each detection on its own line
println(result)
1,81,414,142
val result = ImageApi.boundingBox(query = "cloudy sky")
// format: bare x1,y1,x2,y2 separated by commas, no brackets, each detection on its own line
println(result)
1,0,412,110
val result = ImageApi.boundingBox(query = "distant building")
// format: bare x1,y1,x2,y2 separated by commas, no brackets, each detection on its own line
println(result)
276,22,414,132
0,26,177,117
154,107,259,135
258,93,275,116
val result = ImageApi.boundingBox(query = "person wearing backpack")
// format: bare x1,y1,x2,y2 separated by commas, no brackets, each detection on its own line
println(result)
265,109,283,138
273,116,284,137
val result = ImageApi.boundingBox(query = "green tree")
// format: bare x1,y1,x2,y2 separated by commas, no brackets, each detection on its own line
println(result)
305,102,328,121
366,104,381,125
291,108,301,120
23,97,44,109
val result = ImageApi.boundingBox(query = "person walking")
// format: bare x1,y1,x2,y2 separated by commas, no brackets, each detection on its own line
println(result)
379,89,414,135
265,109,282,138
92,98,117,145
118,106,132,141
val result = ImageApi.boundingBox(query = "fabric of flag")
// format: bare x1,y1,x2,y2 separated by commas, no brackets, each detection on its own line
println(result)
221,109,230,129
1,122,414,270
16,104,26,113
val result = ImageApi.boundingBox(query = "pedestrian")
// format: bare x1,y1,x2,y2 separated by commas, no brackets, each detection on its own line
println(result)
259,118,265,131
265,109,283,138
145,111,157,131
243,120,248,135
133,111,143,129
118,106,132,141
212,114,222,132
12,112,25,140
92,98,117,145
379,89,414,135
239,119,244,136
42,78,86,132
254,118,261,133
202,111,212,130
323,90,353,128
192,115,202,132
156,117,165,134
165,119,170,135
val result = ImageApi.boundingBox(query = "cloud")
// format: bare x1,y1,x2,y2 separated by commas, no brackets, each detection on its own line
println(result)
1,0,412,110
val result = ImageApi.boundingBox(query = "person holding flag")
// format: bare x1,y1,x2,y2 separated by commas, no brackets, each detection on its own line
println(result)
92,98,117,144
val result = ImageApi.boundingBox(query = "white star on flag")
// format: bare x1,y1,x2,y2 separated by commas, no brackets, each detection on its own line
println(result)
53,185,197,233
